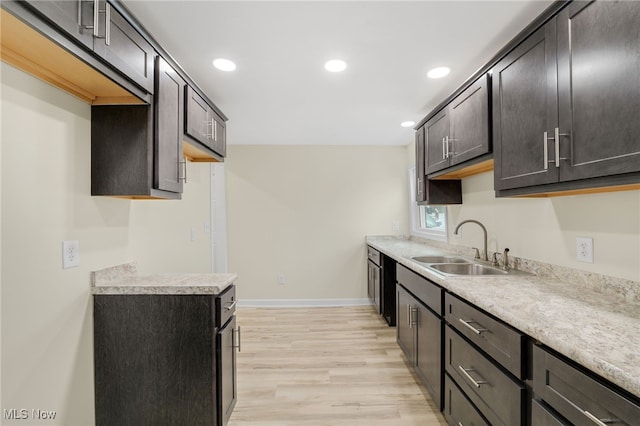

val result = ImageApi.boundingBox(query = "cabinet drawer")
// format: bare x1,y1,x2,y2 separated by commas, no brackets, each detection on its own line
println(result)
533,345,640,426
367,246,381,266
532,399,568,426
445,326,524,426
216,285,236,328
445,292,523,378
444,373,489,426
397,264,442,316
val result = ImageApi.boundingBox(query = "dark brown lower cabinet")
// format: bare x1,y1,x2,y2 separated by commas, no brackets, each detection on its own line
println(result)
396,267,443,409
444,373,489,426
445,326,524,426
94,285,238,426
532,345,640,426
531,400,567,426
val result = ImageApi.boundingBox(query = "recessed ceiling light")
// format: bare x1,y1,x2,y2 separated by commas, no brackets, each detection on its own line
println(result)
213,58,236,72
427,66,450,79
324,59,347,73
401,121,416,128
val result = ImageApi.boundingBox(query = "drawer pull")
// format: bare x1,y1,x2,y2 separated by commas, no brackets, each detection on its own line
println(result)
458,365,488,388
459,318,488,335
224,300,237,311
584,410,617,426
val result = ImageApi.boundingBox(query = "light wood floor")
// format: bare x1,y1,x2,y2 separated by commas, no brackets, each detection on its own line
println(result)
228,306,448,426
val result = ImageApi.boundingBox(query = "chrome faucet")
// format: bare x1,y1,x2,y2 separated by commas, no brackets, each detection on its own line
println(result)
454,219,488,262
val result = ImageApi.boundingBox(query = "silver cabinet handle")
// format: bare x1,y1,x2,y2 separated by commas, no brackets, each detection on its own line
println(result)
407,304,411,328
442,137,446,160
417,178,422,195
214,119,218,141
179,158,187,183
544,128,568,169
458,365,488,388
105,2,111,46
233,326,242,352
445,136,450,158
543,131,549,170
458,318,488,335
224,300,237,311
584,410,617,426
93,0,99,36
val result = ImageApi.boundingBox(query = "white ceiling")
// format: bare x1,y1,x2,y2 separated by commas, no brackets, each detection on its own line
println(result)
122,1,553,146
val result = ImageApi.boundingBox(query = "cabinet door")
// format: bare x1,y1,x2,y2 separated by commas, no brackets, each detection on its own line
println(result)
556,1,640,182
415,127,426,202
449,74,490,166
218,316,238,426
372,264,380,315
415,303,443,409
425,109,451,174
185,86,211,146
210,113,227,157
93,1,155,94
492,19,559,191
24,0,94,48
367,261,375,305
154,56,185,194
396,285,414,363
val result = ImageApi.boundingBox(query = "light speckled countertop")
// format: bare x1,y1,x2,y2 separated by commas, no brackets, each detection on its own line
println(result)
91,262,236,295
367,236,640,398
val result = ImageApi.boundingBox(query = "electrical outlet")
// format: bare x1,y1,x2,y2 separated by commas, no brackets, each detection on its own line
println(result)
391,221,400,233
278,273,285,285
576,237,594,263
62,240,80,269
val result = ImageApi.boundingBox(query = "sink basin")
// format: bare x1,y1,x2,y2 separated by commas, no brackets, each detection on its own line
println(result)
428,263,508,276
412,256,469,264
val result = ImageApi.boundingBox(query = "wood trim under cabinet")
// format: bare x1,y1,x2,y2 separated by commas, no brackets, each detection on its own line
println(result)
0,8,145,106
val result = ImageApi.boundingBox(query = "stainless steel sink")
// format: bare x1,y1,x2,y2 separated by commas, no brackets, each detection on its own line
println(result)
411,256,469,264
428,263,508,276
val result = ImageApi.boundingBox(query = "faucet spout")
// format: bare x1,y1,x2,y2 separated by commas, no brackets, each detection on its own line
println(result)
454,219,489,262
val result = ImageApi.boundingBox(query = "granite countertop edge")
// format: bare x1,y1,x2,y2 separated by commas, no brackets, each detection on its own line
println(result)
90,262,237,295
366,235,640,399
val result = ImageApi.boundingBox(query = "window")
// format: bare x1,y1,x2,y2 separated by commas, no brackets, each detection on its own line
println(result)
408,166,448,241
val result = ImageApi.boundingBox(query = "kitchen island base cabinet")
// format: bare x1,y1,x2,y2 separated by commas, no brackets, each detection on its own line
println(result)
94,286,238,426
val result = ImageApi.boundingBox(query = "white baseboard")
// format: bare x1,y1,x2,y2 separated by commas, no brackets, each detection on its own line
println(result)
238,298,371,308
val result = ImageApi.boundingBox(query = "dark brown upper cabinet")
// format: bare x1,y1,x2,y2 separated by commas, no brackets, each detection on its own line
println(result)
185,86,227,159
425,74,491,176
415,127,426,203
416,125,463,205
22,0,155,95
155,56,187,194
493,1,640,197
91,57,186,199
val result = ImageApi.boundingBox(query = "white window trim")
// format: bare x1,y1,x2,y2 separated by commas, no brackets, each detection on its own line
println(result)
408,166,448,242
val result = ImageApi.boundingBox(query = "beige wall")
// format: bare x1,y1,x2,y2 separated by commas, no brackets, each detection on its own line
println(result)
449,172,640,281
1,64,213,424
226,145,409,302
406,139,640,282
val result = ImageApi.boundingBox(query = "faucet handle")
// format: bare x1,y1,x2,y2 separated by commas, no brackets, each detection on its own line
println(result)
472,247,480,259
503,248,510,270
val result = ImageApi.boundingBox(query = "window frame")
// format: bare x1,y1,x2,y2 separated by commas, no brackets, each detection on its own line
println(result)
408,166,448,242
